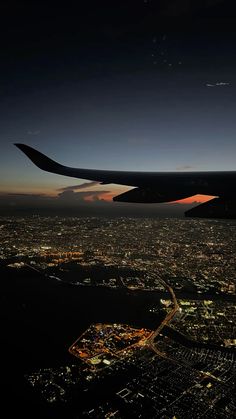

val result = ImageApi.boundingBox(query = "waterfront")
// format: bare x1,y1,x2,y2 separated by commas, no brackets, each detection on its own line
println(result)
0,216,235,417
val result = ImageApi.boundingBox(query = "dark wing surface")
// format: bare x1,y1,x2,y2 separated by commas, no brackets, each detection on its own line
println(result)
15,143,155,187
14,144,236,206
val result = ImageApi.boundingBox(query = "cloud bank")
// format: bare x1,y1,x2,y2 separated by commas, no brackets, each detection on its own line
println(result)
0,189,198,218
57,181,99,192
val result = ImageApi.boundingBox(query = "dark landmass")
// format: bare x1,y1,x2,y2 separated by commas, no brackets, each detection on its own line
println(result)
0,201,192,218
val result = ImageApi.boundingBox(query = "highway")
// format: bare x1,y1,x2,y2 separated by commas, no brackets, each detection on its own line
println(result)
146,278,179,354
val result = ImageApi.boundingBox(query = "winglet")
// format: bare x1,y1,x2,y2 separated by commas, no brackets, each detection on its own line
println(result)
14,143,64,173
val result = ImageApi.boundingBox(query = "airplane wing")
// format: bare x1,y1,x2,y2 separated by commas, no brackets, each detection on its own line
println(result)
15,143,154,187
15,144,236,210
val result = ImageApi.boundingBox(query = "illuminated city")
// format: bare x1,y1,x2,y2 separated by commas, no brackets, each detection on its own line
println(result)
0,216,235,417
2,216,236,296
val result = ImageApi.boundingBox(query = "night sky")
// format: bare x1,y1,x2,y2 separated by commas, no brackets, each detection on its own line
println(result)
1,1,236,215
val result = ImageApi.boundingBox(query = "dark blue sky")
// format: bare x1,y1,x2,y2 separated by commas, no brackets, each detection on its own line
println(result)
1,1,236,214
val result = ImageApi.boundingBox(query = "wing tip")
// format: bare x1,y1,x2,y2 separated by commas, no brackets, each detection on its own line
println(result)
14,142,24,148
14,143,35,154
14,143,61,172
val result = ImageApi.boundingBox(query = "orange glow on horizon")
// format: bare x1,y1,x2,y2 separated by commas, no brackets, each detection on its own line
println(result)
173,195,216,204
0,185,216,206
85,191,216,204
99,192,118,201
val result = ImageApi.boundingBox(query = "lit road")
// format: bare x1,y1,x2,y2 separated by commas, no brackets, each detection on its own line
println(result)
146,278,179,354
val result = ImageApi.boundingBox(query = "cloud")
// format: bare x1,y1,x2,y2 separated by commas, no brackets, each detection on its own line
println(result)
216,82,230,86
206,82,230,88
57,181,99,192
57,190,110,202
0,190,111,208
176,165,194,171
0,190,199,217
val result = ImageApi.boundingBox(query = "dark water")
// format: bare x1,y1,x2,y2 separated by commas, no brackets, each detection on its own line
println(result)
0,266,163,367
0,265,166,417
1,265,235,368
